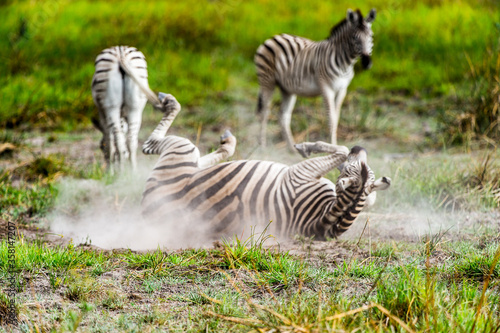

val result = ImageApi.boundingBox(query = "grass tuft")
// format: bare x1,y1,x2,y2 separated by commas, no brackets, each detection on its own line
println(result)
438,48,500,146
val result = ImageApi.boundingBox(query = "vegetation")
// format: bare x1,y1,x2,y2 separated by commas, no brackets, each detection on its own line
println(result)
0,233,499,332
1,0,499,138
1,0,500,332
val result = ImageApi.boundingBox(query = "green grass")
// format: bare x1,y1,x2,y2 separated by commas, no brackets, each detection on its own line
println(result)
1,1,500,331
0,174,58,219
376,150,500,211
2,232,499,332
1,0,498,131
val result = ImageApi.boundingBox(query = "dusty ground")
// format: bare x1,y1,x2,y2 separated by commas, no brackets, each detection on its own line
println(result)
3,125,499,248
2,119,499,331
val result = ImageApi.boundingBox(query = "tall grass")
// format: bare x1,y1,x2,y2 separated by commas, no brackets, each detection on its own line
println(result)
438,49,500,146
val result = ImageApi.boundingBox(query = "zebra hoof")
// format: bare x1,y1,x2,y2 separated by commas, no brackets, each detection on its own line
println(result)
220,130,235,144
294,143,310,158
158,92,168,102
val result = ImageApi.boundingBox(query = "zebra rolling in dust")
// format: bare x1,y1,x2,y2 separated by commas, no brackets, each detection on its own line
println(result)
91,46,162,173
141,93,391,241
255,8,376,152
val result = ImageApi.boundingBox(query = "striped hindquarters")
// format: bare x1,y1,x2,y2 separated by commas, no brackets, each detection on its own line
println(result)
91,46,148,107
254,34,312,89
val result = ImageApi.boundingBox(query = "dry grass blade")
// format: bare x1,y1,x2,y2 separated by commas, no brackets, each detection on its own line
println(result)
372,303,416,333
205,310,266,326
0,143,16,155
324,303,375,321
198,292,222,305
470,243,500,333
249,301,292,326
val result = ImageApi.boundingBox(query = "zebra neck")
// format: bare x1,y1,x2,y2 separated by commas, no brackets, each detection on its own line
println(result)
328,31,360,70
322,186,369,238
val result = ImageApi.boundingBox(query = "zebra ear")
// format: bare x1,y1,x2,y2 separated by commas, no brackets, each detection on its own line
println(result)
346,9,358,24
366,8,376,23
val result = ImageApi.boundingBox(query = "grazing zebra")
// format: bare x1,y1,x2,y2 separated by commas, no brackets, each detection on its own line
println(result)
141,93,391,241
255,8,376,152
91,46,162,173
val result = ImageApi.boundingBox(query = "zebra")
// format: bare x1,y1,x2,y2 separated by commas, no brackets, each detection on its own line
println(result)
141,93,391,241
91,45,162,173
255,8,376,152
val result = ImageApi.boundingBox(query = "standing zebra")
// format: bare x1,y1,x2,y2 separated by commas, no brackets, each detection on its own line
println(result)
255,8,376,152
141,93,390,241
92,46,162,173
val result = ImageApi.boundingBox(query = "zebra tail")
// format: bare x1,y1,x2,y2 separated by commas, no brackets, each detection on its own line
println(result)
91,115,103,133
117,50,162,109
256,92,263,114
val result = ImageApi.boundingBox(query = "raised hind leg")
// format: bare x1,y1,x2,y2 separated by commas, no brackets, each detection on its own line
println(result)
288,145,349,182
294,141,349,158
142,93,182,156
198,130,237,168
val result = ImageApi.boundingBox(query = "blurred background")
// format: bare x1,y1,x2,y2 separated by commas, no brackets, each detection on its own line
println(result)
1,0,500,223
1,0,499,147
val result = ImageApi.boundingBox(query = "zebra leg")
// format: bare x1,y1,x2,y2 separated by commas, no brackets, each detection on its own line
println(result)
142,93,182,155
279,90,297,152
331,87,347,144
322,87,339,145
94,107,110,166
198,130,237,168
123,109,143,171
257,86,274,148
288,149,348,181
106,110,129,172
294,141,349,158
123,74,147,171
94,68,124,174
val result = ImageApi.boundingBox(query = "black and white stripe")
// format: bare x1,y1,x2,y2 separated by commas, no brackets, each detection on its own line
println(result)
255,8,376,152
141,94,390,241
91,45,161,173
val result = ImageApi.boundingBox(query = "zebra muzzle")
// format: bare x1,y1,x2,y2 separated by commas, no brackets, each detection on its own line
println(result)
338,177,355,191
361,54,372,70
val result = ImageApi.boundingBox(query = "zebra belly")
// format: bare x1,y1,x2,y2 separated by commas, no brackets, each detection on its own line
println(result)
289,80,322,97
141,160,288,239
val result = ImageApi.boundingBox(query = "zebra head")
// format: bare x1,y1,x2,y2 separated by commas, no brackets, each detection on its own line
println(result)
323,145,390,238
346,8,376,69
336,146,390,202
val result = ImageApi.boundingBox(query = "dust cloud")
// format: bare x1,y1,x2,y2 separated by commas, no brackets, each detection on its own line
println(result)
48,161,215,250
48,141,493,251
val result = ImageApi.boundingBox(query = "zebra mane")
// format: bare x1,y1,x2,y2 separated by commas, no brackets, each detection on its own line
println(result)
360,161,369,186
328,9,364,40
